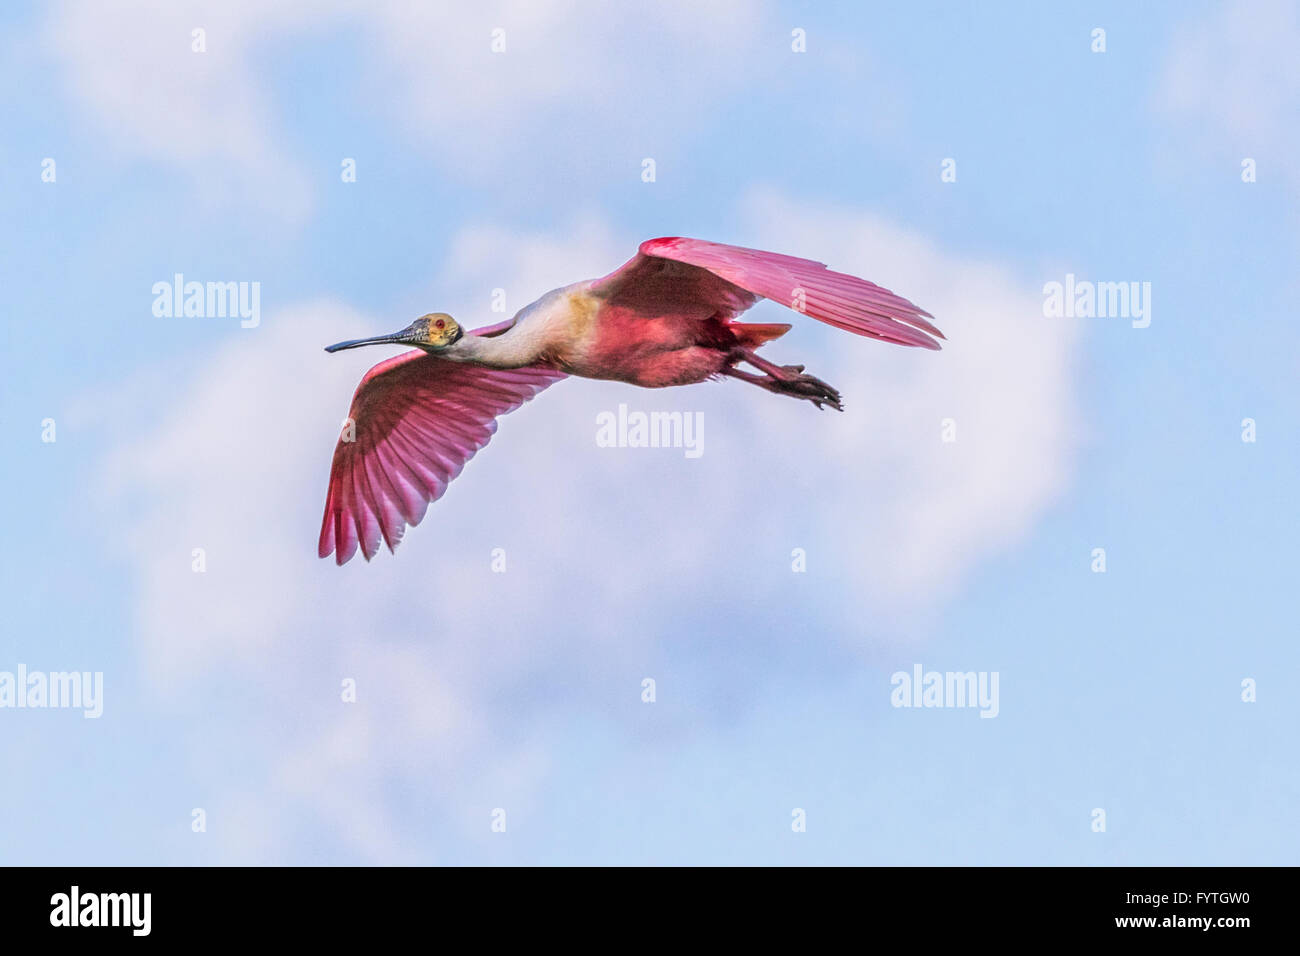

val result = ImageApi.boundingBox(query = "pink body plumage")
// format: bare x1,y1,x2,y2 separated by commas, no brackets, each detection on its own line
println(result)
319,237,941,564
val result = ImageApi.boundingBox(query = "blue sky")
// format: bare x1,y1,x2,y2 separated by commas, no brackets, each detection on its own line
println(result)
1,0,1297,865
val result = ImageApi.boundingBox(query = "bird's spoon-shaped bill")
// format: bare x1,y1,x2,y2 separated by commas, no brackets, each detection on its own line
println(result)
324,329,414,353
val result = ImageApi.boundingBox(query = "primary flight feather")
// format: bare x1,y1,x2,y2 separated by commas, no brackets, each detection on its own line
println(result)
319,237,942,565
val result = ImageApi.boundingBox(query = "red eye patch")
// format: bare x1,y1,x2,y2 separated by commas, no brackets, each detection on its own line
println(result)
434,319,445,329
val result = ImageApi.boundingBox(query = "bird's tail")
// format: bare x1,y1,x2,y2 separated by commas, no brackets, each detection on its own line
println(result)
729,322,792,349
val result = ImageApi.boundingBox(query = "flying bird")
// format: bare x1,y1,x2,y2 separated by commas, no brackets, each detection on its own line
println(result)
319,237,942,564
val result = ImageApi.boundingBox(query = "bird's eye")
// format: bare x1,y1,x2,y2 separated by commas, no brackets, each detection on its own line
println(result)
435,319,445,330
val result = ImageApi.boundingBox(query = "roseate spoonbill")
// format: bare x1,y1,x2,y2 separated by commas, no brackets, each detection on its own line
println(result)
319,237,942,564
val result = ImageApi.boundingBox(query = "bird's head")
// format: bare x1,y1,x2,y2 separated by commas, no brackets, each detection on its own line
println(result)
324,313,463,354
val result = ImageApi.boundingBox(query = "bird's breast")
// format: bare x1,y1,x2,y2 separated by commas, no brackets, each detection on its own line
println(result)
547,286,718,385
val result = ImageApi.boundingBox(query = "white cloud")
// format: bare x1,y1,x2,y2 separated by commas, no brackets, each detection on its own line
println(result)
1153,0,1300,193
360,0,762,167
98,200,1078,860
44,0,765,216
737,189,1079,619
432,214,623,317
45,0,323,218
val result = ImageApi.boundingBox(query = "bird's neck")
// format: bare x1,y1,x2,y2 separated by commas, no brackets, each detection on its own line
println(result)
441,328,545,369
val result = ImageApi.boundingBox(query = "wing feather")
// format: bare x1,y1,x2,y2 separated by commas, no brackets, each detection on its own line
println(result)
591,236,942,349
318,343,565,565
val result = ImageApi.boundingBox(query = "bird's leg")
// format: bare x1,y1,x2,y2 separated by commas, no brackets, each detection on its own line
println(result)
739,350,806,381
725,351,844,411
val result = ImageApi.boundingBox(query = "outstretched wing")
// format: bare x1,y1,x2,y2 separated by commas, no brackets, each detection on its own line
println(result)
590,237,942,349
319,345,565,565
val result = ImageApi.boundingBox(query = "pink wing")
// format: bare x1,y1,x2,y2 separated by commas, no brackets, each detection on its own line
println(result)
319,343,565,565
591,237,943,349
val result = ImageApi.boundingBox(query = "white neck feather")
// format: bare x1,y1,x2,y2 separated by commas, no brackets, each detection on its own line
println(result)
441,329,544,369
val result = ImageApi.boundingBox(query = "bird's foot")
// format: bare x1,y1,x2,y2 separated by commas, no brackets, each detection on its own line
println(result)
774,371,843,411
725,353,844,411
